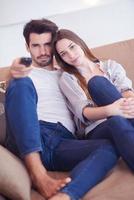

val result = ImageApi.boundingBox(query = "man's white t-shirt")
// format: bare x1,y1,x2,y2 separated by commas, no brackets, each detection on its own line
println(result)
29,67,75,134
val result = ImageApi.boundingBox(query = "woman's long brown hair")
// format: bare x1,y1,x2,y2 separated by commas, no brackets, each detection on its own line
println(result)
53,29,99,99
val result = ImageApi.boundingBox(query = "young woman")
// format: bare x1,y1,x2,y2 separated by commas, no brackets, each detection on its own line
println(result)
50,29,134,200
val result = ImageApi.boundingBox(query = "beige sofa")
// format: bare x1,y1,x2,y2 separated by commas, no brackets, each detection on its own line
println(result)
0,38,134,200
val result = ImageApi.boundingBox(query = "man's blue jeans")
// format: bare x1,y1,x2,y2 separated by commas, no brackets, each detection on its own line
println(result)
87,76,134,171
5,77,118,200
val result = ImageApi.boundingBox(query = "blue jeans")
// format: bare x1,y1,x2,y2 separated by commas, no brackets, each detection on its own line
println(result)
87,76,134,171
5,77,118,200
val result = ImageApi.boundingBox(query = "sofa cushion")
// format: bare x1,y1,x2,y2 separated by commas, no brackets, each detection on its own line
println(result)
0,145,31,200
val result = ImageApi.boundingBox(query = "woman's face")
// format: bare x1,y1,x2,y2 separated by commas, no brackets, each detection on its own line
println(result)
56,38,85,67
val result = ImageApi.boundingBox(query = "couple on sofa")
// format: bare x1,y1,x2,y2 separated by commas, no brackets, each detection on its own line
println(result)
1,18,134,200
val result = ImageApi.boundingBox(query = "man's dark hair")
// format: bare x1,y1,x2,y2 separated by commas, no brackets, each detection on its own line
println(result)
23,18,58,46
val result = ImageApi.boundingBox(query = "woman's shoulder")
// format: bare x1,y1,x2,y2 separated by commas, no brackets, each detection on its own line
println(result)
101,59,119,67
100,59,123,72
60,71,77,82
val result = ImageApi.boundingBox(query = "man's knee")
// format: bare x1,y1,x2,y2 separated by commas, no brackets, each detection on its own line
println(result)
8,77,32,89
6,77,35,94
6,77,37,104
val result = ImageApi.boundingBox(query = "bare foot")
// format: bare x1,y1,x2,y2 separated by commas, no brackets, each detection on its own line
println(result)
48,171,69,180
49,192,71,200
32,171,71,198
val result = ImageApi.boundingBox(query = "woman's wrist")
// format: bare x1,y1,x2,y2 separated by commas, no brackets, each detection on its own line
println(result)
105,104,113,117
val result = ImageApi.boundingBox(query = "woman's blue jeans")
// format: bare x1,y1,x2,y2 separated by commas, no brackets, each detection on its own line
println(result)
5,77,118,200
87,76,134,171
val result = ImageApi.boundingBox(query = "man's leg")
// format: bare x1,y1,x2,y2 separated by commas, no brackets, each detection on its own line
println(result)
5,78,70,198
5,77,42,156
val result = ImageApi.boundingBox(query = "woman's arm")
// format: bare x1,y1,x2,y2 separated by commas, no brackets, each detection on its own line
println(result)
83,98,134,120
83,105,110,120
122,90,134,98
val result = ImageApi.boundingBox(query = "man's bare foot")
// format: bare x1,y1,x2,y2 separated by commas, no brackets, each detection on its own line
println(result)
48,171,69,180
49,192,71,200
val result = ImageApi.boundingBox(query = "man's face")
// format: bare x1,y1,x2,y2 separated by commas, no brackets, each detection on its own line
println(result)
27,32,53,68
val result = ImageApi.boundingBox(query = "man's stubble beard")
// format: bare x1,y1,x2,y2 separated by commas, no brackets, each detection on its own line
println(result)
32,55,53,67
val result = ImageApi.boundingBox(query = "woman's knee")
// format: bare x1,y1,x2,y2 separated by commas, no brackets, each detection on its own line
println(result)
87,76,122,106
88,76,110,91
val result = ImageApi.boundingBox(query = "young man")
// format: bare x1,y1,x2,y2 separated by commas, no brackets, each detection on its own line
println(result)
5,18,118,200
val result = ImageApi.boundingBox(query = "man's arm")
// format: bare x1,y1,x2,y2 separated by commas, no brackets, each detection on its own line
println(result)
0,67,11,82
24,152,71,199
0,58,33,82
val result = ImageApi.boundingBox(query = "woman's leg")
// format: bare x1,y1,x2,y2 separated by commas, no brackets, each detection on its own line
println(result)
89,116,134,171
87,76,134,170
51,138,118,200
88,76,122,106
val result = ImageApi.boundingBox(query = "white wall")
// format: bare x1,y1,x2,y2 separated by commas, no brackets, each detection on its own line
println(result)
50,0,134,47
0,0,119,26
0,0,134,66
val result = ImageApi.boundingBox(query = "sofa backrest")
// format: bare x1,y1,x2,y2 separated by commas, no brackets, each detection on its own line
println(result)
91,38,134,86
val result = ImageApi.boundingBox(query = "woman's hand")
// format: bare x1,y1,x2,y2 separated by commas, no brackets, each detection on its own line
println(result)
10,58,33,78
107,98,134,118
